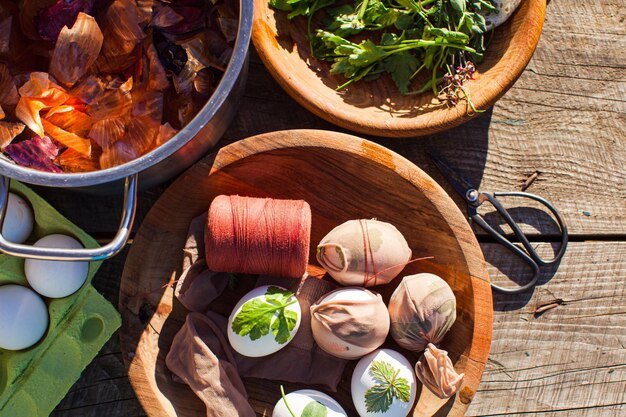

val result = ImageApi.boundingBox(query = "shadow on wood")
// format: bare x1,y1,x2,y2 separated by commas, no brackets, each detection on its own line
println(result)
485,240,564,311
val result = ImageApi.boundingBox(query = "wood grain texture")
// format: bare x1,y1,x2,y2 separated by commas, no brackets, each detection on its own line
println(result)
117,130,492,417
252,0,546,137
469,242,626,416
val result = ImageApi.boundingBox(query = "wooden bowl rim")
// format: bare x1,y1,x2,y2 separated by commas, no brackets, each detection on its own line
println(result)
119,129,493,416
252,0,546,137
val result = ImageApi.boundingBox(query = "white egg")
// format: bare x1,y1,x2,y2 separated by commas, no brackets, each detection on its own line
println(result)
273,389,348,417
25,234,89,298
0,285,49,350
351,349,417,417
228,285,301,357
2,193,34,243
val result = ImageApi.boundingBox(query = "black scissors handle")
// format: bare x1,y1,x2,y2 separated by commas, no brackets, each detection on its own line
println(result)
492,192,568,265
470,191,569,294
471,213,540,293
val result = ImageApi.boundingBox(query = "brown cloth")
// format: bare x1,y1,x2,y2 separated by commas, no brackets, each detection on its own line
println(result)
166,312,256,417
175,213,230,313
415,343,464,399
166,213,348,415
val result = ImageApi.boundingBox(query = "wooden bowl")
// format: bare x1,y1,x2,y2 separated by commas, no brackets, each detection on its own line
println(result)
252,0,546,137
119,129,493,416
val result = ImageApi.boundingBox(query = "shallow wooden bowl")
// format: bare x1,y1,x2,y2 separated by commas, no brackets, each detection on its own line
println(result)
119,129,493,416
252,0,546,137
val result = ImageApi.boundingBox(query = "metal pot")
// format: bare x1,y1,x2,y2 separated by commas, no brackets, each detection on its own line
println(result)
0,0,253,262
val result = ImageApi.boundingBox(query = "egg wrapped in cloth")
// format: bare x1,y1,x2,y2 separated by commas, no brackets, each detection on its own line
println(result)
310,288,390,359
415,343,464,399
388,273,456,352
316,219,412,287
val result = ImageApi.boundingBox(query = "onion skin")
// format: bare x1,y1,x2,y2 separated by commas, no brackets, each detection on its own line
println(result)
49,12,104,87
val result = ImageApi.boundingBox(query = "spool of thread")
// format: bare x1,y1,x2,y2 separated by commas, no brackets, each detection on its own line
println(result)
205,195,311,278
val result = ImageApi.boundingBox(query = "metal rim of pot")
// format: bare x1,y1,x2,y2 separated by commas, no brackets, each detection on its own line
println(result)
0,0,253,262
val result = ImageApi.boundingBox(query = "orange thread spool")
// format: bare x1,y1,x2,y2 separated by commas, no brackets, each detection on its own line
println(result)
205,195,311,278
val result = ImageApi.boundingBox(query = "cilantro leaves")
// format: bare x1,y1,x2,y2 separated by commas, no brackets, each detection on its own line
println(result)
364,360,411,413
231,286,298,344
269,0,498,110
384,51,419,95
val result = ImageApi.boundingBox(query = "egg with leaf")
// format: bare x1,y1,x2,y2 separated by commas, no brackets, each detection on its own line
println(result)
228,285,301,357
273,388,348,417
351,349,416,417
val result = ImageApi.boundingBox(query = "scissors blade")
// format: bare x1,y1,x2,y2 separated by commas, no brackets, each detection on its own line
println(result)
428,153,477,200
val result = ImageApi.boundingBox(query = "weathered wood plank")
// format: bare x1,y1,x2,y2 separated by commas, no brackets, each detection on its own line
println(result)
505,408,626,417
468,242,626,416
88,247,129,304
54,399,146,417
397,0,626,237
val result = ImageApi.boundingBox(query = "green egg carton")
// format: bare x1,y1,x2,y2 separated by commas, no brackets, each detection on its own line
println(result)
0,181,121,417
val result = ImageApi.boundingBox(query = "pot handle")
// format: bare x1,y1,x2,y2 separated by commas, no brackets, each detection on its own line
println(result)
0,174,138,261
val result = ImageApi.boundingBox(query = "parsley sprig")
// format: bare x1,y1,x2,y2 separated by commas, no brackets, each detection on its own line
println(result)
232,286,298,344
269,0,498,111
364,360,411,413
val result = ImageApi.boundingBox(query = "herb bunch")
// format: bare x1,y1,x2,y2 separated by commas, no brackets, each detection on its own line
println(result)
269,0,498,111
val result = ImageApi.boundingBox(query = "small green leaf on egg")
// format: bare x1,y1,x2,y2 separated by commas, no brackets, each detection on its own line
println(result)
232,286,298,344
364,361,411,413
301,400,328,417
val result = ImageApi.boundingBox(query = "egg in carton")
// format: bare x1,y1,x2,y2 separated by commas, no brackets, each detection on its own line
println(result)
0,181,121,417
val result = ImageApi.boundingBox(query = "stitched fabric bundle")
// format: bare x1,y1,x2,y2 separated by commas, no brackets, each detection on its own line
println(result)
388,273,457,352
316,219,412,287
310,287,390,359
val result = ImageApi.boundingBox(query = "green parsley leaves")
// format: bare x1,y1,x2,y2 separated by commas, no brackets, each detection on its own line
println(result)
269,0,498,111
232,286,298,344
364,360,411,413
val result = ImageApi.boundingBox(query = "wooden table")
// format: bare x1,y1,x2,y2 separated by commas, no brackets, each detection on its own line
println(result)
45,0,625,415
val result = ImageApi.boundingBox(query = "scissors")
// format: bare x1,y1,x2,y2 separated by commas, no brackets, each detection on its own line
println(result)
429,154,568,294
